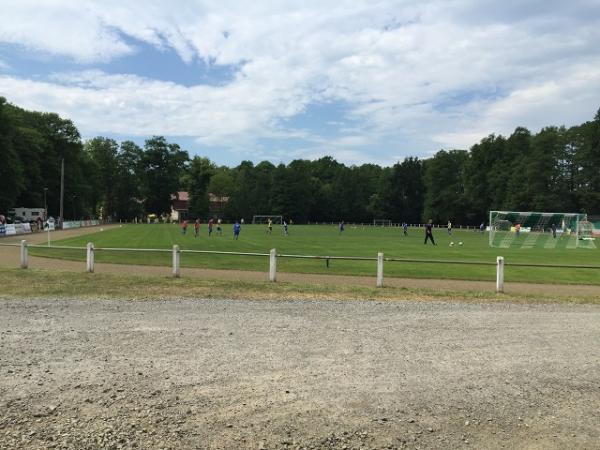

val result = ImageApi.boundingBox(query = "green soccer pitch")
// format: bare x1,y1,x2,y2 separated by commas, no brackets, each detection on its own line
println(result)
29,223,600,285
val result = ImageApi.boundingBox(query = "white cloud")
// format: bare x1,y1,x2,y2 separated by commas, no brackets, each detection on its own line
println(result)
432,63,600,148
0,0,599,164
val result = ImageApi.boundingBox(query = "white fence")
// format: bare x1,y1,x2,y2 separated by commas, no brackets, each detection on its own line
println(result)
0,223,31,237
62,220,101,229
0,220,102,238
7,241,600,293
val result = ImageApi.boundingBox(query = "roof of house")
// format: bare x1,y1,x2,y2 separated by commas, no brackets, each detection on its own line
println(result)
171,191,189,201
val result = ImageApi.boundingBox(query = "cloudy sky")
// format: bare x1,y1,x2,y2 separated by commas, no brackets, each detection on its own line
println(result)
1,0,599,166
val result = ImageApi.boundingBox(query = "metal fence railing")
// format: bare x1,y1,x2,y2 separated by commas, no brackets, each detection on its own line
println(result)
1,240,599,293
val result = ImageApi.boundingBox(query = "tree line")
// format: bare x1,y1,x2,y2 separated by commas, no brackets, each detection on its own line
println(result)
1,97,599,224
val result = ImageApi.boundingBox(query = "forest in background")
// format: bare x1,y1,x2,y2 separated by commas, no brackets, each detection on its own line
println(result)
1,96,599,224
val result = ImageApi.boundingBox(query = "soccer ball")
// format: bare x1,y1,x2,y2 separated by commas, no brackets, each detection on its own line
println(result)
449,242,454,246
100,228,104,231
458,242,463,246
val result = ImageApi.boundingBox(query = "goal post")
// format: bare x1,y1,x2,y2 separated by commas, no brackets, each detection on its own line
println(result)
252,215,283,224
373,219,392,227
488,211,590,249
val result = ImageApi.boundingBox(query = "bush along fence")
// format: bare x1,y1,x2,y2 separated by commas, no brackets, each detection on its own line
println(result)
8,241,600,293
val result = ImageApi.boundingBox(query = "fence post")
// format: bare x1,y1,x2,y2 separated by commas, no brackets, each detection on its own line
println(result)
496,256,504,293
86,242,94,273
172,245,180,278
377,252,384,287
20,240,28,269
269,248,277,282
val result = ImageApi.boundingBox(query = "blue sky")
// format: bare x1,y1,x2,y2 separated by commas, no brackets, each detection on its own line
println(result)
1,0,599,167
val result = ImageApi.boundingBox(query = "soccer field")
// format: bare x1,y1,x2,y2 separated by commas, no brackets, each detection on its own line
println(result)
30,223,600,285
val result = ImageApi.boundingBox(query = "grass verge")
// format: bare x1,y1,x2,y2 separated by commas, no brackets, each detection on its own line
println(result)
0,268,598,304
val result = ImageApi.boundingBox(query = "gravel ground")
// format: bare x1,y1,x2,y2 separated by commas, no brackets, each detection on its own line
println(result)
0,297,599,450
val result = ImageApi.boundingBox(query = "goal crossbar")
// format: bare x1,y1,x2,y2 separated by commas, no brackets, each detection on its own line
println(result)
252,215,283,224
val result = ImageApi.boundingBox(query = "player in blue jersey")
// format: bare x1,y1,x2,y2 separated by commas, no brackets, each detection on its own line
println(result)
233,220,241,240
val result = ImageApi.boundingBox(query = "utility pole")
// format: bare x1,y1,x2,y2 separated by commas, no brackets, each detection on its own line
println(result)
43,187,48,220
59,158,64,227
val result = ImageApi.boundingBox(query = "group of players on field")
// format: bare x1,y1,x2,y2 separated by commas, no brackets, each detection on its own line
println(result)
180,217,225,238
178,218,487,242
179,217,290,240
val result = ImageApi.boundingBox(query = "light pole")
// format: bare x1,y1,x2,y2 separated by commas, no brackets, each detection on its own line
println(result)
72,194,77,220
43,187,48,220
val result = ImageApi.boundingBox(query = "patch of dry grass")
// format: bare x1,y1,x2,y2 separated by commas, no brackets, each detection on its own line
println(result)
0,268,598,305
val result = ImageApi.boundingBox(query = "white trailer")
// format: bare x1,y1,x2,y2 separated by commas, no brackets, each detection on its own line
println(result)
9,207,47,221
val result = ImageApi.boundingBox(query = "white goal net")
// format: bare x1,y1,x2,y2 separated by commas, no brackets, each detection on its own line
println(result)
489,211,594,249
252,215,283,224
373,219,393,227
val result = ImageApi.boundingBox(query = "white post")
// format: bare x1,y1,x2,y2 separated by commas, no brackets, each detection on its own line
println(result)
496,256,504,293
269,248,277,282
86,242,94,273
172,245,180,278
377,252,384,287
20,240,28,269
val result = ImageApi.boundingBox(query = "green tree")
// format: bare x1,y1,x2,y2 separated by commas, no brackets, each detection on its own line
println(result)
114,141,144,220
85,137,119,218
271,161,313,222
208,169,235,218
504,127,532,210
185,156,216,218
381,157,424,223
226,161,257,220
0,97,24,212
141,136,189,215
423,150,469,223
575,109,600,213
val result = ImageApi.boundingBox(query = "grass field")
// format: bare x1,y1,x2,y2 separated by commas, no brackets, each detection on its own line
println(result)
29,223,600,285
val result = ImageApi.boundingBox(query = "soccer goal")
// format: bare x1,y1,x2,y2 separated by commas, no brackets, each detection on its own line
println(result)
488,211,590,249
252,215,283,224
373,219,393,227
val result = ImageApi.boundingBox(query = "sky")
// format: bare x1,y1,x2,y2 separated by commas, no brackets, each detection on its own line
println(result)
0,0,599,167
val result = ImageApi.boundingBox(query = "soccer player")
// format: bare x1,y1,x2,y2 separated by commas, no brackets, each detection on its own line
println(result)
233,220,241,240
194,219,200,238
515,223,521,237
208,218,214,236
181,219,188,235
339,220,345,234
283,220,289,236
216,218,222,235
552,223,557,238
447,220,452,235
402,222,408,236
424,219,436,245
480,222,485,233
267,218,273,234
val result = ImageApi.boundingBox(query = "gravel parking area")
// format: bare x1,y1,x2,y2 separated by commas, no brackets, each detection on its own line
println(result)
1,297,598,449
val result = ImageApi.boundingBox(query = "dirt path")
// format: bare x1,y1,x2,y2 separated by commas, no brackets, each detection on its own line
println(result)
2,226,599,297
1,298,598,449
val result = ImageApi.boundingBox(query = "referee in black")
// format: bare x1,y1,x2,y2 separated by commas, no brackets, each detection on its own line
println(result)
424,219,436,245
